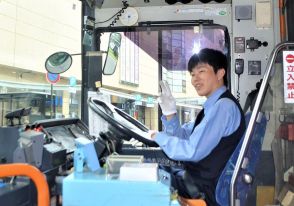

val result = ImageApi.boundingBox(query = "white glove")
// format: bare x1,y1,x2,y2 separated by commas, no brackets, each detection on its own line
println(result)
140,130,158,141
157,81,177,116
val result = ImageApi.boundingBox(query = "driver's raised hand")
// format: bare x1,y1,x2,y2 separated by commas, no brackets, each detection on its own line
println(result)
158,81,177,116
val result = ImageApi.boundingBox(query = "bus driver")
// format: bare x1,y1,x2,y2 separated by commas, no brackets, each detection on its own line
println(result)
151,48,246,205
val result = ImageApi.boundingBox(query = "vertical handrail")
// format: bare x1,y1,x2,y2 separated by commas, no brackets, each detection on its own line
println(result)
0,163,50,206
230,42,294,206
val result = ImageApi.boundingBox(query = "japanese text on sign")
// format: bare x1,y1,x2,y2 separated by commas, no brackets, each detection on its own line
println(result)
283,51,294,103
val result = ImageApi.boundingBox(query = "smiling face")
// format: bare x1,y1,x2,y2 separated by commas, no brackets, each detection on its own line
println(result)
190,63,225,97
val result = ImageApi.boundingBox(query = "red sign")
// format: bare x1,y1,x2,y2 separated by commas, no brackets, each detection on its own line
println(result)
283,51,294,103
46,72,60,84
286,54,294,64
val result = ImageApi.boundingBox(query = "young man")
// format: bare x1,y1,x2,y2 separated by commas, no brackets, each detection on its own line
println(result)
152,48,246,205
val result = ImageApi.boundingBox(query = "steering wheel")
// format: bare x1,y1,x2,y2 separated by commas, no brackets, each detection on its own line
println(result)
88,97,158,147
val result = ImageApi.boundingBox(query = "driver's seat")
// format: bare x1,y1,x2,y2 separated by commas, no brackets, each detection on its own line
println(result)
178,112,267,206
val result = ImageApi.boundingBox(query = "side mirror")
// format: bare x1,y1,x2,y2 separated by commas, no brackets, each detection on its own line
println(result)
44,32,122,75
45,52,72,74
102,32,122,75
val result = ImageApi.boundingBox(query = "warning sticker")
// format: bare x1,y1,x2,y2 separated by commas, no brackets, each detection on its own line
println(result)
283,51,294,103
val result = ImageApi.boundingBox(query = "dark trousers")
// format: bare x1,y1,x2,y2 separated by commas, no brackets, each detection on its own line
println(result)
170,170,219,206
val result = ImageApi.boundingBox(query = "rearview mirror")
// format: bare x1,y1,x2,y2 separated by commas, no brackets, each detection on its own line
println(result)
102,32,122,75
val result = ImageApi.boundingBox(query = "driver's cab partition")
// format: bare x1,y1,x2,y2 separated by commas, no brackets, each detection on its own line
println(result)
229,42,294,206
216,111,267,206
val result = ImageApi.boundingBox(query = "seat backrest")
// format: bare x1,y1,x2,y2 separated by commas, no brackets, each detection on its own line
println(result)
0,127,19,163
215,112,267,206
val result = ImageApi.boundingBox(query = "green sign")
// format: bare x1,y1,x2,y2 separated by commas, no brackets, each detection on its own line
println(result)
135,94,142,106
146,97,154,107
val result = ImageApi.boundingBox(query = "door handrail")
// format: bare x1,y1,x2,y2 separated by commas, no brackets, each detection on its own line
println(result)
0,163,50,206
230,41,294,206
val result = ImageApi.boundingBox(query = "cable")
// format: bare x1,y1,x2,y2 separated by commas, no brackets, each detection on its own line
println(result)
95,10,122,24
108,1,129,27
94,1,129,27
236,74,241,101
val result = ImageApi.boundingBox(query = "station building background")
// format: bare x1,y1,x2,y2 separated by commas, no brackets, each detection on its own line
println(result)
0,0,204,129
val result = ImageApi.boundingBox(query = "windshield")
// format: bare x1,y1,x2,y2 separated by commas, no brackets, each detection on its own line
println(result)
100,25,229,129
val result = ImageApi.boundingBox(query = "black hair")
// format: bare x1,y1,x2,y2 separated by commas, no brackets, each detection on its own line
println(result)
188,48,228,86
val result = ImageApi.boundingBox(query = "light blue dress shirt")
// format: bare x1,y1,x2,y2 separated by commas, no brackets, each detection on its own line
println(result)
154,86,241,162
